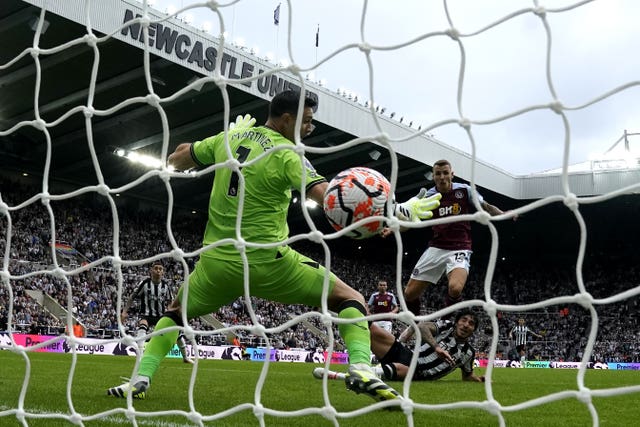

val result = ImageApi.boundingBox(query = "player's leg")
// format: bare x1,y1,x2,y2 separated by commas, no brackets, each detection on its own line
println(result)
519,345,527,365
312,367,347,380
328,281,401,402
176,333,193,364
247,247,372,366
375,320,393,334
404,247,445,315
445,267,468,306
136,318,150,339
137,257,239,379
369,322,396,360
108,305,188,399
250,247,401,402
404,278,430,315
444,250,472,307
108,257,240,398
327,280,372,366
375,325,415,381
134,307,184,383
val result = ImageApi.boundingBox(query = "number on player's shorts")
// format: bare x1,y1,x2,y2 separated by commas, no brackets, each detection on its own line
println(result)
227,146,251,196
454,252,467,263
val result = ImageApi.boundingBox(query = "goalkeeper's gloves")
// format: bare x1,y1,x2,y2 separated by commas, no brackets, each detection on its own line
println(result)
394,188,441,222
228,114,256,130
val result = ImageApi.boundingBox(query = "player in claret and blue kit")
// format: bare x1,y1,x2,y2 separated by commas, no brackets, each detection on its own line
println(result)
384,159,513,317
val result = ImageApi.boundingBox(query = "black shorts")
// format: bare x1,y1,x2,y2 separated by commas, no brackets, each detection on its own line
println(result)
141,315,162,326
516,344,527,353
380,340,413,367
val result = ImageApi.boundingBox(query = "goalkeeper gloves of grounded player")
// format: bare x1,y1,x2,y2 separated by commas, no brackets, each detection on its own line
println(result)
394,188,442,221
229,114,256,130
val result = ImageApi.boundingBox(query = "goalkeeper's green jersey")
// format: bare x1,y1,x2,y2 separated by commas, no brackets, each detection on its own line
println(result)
191,126,325,261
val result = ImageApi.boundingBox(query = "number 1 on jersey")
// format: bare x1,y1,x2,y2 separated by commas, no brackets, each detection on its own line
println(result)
227,145,251,196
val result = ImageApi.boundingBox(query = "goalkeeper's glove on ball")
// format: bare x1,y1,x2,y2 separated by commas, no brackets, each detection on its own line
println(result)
394,188,441,221
229,114,256,130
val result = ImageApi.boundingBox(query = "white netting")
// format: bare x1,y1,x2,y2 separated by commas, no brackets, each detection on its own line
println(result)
1,0,640,426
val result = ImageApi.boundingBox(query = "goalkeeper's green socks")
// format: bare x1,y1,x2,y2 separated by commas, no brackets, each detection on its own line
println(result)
338,306,371,365
137,316,179,381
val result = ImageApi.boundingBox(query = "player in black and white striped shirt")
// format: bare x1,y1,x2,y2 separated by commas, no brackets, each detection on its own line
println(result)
121,264,193,364
313,310,485,382
509,318,542,364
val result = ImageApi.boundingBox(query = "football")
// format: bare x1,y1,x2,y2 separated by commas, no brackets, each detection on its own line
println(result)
323,167,391,239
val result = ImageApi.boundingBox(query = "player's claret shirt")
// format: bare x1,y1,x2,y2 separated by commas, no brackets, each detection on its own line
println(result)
191,126,326,261
415,319,475,380
425,183,484,251
368,292,398,314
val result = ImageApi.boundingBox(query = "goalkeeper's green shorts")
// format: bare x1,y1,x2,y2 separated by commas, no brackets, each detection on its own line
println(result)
176,246,337,319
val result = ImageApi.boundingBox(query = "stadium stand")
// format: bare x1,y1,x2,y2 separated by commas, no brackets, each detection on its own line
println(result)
1,177,638,362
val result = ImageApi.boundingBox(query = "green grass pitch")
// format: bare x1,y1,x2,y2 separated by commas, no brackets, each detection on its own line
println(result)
0,351,638,426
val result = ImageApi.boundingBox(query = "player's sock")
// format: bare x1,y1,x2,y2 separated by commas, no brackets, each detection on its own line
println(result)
381,363,398,381
407,298,421,316
372,365,384,378
337,302,371,366
137,316,179,380
177,334,191,361
136,324,148,339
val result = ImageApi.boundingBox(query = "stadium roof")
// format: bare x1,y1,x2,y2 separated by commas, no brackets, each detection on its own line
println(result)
2,0,640,265
1,1,639,218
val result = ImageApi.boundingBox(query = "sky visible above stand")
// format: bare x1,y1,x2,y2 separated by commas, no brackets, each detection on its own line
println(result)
137,0,640,175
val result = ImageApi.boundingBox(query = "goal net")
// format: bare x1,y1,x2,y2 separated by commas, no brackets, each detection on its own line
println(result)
1,0,640,426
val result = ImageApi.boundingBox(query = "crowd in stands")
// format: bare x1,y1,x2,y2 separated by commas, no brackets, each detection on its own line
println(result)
1,177,639,363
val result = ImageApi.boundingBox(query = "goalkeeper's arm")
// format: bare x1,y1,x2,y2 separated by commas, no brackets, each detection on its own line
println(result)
168,114,256,171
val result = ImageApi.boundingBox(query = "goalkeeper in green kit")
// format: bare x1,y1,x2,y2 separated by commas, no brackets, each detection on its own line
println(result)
107,90,440,404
